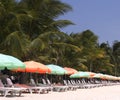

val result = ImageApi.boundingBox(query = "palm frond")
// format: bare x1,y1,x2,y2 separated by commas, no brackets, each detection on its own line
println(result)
50,20,74,29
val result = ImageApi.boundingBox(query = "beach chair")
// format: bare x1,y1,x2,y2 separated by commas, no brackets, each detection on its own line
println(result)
63,80,77,91
80,79,96,89
42,78,53,87
42,78,55,91
0,79,25,97
6,77,50,94
36,78,53,91
76,80,87,89
45,78,69,92
30,78,52,93
69,80,79,89
0,79,13,97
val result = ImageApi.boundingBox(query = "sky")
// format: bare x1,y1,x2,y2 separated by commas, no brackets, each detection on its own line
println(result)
59,0,120,45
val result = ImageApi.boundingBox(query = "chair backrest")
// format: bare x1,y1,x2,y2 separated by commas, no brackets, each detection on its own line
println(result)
46,78,51,85
77,80,81,84
71,80,76,85
6,78,14,87
63,80,67,85
30,78,36,86
82,79,86,84
67,80,71,85
42,78,47,85
0,79,5,87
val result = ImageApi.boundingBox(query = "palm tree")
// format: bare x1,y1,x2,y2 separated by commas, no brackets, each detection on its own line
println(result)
27,31,82,66
112,41,120,75
17,0,74,39
70,30,103,71
0,0,29,59
16,0,74,61
100,42,116,75
0,0,74,60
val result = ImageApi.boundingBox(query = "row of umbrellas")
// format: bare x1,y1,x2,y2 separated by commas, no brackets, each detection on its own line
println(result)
0,53,120,81
14,62,78,75
70,72,120,80
0,54,77,75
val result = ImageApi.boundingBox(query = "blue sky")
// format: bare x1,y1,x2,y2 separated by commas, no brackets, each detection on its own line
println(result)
59,0,120,45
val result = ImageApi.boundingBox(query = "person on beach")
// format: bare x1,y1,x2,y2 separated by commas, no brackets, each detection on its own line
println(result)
0,72,8,86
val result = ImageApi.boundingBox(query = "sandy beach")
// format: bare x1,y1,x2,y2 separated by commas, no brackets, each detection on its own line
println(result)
1,85,120,100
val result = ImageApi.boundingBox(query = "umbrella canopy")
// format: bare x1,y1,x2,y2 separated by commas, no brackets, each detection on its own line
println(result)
87,72,96,77
64,67,78,75
93,73,105,79
102,74,118,80
46,64,67,75
70,71,89,78
0,54,25,70
15,61,51,73
70,71,95,78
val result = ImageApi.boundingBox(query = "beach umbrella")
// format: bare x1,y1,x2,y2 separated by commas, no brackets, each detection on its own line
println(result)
46,64,67,75
14,61,51,73
103,74,118,80
64,67,78,75
70,71,95,78
87,72,96,78
0,53,25,70
93,73,105,79
116,76,120,81
70,71,90,78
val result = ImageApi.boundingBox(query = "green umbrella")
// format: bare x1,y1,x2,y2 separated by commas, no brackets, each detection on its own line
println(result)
46,64,67,75
70,71,90,78
0,54,25,70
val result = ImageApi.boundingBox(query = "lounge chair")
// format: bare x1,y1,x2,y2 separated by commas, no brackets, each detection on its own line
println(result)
63,80,78,91
6,78,49,94
30,78,52,93
43,78,69,92
0,79,25,97
40,78,53,90
75,80,88,89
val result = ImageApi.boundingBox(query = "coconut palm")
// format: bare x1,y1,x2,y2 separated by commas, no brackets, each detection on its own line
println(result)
0,0,30,58
17,0,74,39
69,30,105,71
112,41,120,75
0,0,74,60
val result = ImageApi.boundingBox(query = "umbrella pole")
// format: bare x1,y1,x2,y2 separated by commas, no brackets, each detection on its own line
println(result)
50,74,52,84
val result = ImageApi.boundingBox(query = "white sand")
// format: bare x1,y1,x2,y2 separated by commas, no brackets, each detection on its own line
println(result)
1,85,120,100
